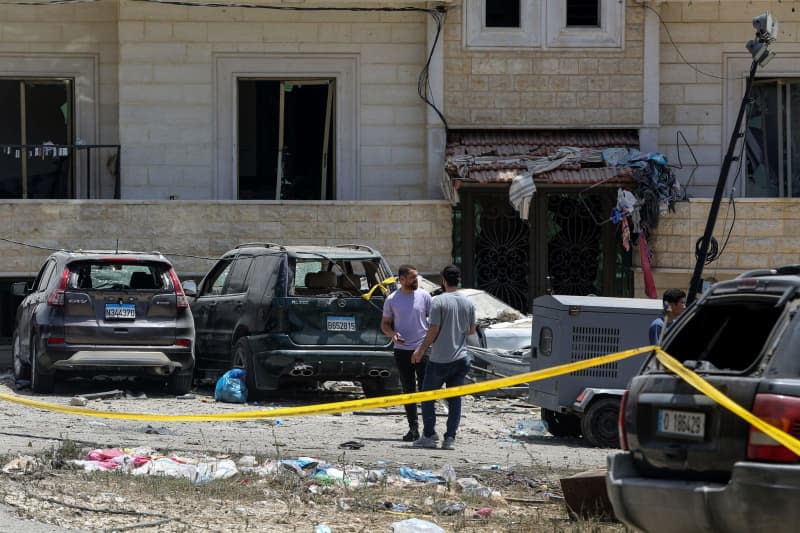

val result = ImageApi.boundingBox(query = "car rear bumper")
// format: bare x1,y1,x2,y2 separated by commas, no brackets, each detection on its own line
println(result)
41,345,193,375
249,339,395,389
607,451,800,533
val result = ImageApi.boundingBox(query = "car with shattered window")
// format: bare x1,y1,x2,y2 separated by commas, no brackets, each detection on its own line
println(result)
11,250,195,394
607,267,800,533
188,243,399,396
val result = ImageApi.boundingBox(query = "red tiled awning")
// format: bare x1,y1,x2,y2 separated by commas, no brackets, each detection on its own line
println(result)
445,129,639,185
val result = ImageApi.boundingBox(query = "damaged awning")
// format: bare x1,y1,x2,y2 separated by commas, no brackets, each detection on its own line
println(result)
443,130,640,218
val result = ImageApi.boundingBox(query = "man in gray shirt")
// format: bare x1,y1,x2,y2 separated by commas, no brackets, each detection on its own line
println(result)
411,264,476,450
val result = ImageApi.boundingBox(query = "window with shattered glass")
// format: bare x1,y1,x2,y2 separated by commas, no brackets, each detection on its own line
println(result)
746,79,800,197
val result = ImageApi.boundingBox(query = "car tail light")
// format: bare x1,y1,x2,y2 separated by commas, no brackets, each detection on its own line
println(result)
47,337,65,345
575,389,587,403
176,338,191,348
167,268,189,309
46,268,70,306
618,390,629,451
747,393,800,462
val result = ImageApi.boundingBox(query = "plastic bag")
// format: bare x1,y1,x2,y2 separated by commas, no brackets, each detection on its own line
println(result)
390,518,444,533
214,368,248,403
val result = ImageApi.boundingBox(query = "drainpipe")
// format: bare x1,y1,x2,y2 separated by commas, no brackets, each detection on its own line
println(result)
426,11,446,200
640,3,661,153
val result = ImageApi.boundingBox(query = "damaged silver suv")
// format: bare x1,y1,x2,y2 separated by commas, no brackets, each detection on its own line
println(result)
607,266,800,533
189,243,398,396
12,250,195,394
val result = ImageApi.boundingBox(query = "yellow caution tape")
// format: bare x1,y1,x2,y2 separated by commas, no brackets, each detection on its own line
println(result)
362,276,396,301
655,348,800,457
0,345,657,422
2,342,799,459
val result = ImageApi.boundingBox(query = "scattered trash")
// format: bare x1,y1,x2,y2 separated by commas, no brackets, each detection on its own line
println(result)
474,507,492,518
78,389,125,401
176,393,195,400
512,418,549,437
432,499,466,515
214,368,248,403
338,440,364,450
390,518,445,533
314,525,332,533
237,455,257,468
398,466,445,483
3,455,41,475
69,396,88,406
438,464,456,484
125,391,148,400
336,497,354,511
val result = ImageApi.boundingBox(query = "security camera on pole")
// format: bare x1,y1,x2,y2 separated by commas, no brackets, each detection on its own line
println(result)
687,13,779,304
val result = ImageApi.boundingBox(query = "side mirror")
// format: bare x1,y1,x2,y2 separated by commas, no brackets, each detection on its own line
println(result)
11,282,30,297
181,280,198,297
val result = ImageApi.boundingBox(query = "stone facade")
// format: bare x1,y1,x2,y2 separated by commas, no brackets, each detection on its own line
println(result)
0,201,453,278
442,2,645,127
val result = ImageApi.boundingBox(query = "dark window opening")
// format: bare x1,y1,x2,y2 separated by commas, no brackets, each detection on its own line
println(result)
566,0,600,27
746,79,800,197
0,79,74,199
238,79,335,200
485,0,521,28
662,298,783,372
0,278,31,349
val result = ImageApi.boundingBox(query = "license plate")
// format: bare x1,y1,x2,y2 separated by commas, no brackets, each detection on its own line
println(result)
105,303,136,320
657,409,705,439
327,315,356,332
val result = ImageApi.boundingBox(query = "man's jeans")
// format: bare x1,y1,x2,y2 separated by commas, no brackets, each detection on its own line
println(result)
394,348,427,429
420,357,471,440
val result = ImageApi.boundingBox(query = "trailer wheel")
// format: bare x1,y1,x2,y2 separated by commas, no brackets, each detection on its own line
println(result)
542,408,582,437
581,397,621,448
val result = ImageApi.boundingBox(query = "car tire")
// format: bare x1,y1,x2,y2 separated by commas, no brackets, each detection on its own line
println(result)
580,397,621,448
232,337,260,399
167,371,194,395
30,335,55,394
12,330,30,381
542,408,582,438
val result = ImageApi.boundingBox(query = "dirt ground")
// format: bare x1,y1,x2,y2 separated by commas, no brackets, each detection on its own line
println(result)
0,374,621,532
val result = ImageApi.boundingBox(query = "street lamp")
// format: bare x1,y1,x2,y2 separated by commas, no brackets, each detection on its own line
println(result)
687,12,778,304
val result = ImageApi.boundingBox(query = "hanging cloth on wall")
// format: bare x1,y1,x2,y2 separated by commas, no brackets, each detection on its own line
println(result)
638,234,657,298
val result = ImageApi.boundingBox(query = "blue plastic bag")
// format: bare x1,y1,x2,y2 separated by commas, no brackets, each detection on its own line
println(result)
214,368,248,403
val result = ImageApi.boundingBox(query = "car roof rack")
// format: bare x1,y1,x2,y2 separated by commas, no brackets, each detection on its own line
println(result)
335,243,376,254
736,264,800,279
235,242,285,250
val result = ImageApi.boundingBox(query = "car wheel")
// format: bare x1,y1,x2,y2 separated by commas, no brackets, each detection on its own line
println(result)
12,330,30,380
231,337,260,399
167,371,194,395
542,408,582,438
580,397,621,448
30,335,55,394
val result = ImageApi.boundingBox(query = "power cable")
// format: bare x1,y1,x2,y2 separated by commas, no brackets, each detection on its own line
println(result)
635,1,747,81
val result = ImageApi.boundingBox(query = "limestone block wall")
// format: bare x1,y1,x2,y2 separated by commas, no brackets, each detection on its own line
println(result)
116,0,430,201
442,2,645,127
657,1,800,197
634,198,800,297
0,201,453,278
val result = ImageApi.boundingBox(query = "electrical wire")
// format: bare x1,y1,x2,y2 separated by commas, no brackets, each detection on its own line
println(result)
634,1,747,81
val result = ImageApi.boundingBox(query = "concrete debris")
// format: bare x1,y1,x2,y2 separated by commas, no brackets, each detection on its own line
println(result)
2,455,41,475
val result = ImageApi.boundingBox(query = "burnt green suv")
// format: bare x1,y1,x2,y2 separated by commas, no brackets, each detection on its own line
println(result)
189,243,398,395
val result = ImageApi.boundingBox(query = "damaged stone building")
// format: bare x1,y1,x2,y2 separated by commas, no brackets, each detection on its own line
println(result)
0,0,798,349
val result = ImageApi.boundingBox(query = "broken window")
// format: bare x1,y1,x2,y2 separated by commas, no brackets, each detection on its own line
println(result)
0,78,73,198
663,297,784,372
566,0,600,27
290,258,382,297
238,79,334,200
746,79,800,197
485,0,521,28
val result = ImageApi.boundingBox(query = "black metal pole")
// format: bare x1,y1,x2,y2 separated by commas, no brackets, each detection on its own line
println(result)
687,60,760,304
